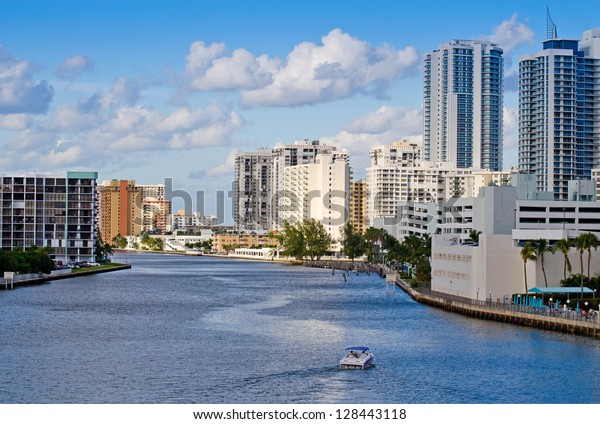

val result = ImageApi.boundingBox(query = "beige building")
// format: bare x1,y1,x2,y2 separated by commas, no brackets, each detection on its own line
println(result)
98,180,141,243
98,180,171,242
212,231,280,253
349,179,367,234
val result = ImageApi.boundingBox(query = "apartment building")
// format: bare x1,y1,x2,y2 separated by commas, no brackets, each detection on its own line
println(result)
424,40,504,170
519,28,600,199
98,180,170,241
0,171,98,262
349,179,367,235
280,151,350,244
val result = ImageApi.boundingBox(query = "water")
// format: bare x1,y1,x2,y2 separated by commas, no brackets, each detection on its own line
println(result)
1,252,599,404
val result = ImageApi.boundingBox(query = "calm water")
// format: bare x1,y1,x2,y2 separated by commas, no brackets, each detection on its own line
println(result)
1,252,599,404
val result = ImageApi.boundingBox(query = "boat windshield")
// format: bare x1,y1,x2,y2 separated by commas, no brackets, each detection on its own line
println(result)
345,346,369,352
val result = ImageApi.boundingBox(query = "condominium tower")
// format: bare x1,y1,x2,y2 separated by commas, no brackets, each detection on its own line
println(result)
0,171,98,262
233,140,346,230
518,28,600,200
424,40,504,171
98,180,171,242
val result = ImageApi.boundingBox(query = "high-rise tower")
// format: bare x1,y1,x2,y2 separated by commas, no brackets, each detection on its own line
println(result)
424,40,504,171
518,28,600,200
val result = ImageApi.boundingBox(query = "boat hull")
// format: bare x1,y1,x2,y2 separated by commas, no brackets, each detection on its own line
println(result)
339,354,374,369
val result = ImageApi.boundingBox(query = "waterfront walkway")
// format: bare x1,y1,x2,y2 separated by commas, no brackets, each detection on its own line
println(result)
393,276,600,339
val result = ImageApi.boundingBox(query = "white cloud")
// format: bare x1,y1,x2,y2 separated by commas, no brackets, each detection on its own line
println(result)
187,48,278,91
184,29,419,107
503,106,518,149
489,14,535,54
321,106,423,176
0,84,244,171
54,55,95,79
0,114,32,130
205,148,240,177
0,46,53,114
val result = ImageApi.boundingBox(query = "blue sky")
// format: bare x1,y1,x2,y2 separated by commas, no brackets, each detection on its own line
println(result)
0,0,599,216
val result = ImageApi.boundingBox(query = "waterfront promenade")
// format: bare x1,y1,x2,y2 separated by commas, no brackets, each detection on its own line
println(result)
394,277,600,339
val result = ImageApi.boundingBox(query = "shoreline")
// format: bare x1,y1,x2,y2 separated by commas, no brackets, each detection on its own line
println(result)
394,277,600,339
1,264,132,290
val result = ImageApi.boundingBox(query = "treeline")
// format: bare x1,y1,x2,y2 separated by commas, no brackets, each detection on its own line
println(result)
341,224,432,282
278,220,432,282
0,246,56,275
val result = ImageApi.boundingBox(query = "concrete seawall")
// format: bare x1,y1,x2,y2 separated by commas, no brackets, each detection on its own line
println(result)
1,264,132,290
395,279,600,339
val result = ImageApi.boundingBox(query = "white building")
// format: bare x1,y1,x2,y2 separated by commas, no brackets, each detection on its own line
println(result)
280,152,350,246
366,140,514,239
233,148,273,230
233,140,346,231
424,40,504,171
171,211,218,231
432,182,600,301
519,28,600,200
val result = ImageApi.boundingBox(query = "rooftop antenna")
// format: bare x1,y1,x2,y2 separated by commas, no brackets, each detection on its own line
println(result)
546,6,558,39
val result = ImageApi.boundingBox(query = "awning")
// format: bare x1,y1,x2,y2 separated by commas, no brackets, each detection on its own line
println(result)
527,287,594,294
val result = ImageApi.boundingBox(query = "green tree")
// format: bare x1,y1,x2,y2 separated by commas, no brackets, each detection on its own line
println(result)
363,227,385,263
534,239,549,287
552,238,572,282
278,221,305,260
574,232,599,298
112,233,128,249
415,257,431,283
341,223,365,265
302,219,332,261
466,229,482,244
222,244,236,254
520,242,536,293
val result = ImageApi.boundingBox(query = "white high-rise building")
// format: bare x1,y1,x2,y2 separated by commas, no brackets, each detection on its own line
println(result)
280,152,350,244
424,40,503,171
233,140,347,231
519,29,600,200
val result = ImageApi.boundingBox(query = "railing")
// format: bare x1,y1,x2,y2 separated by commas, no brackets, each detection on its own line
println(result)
417,287,599,324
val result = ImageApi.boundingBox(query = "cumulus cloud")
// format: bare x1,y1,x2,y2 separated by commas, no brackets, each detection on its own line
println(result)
321,106,423,175
489,14,535,54
484,14,535,92
0,78,244,171
0,46,53,114
204,148,240,177
0,114,32,130
185,29,419,107
54,55,95,79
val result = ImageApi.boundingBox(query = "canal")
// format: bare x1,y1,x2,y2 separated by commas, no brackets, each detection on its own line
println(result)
0,252,598,403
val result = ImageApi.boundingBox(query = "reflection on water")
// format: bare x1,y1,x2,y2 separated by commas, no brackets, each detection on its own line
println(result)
0,251,599,404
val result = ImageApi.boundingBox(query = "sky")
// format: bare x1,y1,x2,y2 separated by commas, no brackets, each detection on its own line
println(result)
0,0,599,217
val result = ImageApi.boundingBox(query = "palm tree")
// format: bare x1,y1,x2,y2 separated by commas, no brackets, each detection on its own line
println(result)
520,242,536,293
466,229,482,244
574,233,597,299
584,233,599,281
552,238,572,282
534,239,549,287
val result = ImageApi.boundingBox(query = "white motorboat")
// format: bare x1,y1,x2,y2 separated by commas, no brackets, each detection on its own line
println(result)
339,346,374,369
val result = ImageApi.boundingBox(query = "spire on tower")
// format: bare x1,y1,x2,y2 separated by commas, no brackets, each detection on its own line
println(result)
546,7,558,39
